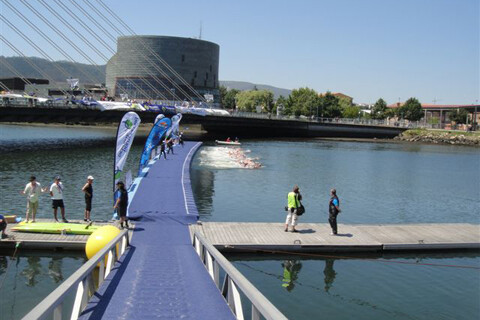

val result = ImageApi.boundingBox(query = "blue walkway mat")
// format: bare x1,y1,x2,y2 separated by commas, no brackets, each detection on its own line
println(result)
80,142,235,320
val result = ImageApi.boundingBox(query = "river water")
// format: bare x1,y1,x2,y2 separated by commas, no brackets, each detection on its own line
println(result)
0,124,479,319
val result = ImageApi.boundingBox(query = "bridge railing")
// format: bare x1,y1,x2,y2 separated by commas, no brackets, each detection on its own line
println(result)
22,229,130,320
192,231,287,320
230,110,426,128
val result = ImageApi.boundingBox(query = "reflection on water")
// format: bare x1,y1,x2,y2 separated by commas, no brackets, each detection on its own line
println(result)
323,259,336,293
190,167,215,215
0,252,85,320
230,252,480,320
48,256,64,283
281,260,302,292
20,256,42,287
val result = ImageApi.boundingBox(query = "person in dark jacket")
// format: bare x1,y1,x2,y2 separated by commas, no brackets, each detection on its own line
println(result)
114,181,129,229
82,175,94,222
328,188,341,235
160,140,167,160
166,139,174,154
0,214,7,239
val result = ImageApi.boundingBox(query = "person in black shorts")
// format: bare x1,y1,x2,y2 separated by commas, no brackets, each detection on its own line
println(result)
114,181,129,229
82,175,94,222
50,176,68,223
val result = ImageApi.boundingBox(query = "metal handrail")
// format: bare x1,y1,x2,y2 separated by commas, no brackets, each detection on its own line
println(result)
192,231,287,320
22,229,130,320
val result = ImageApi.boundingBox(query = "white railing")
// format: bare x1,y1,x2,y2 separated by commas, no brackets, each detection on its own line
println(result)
192,231,287,320
22,229,130,320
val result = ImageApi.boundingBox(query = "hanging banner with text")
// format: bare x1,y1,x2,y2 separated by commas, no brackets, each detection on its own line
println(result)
114,112,141,188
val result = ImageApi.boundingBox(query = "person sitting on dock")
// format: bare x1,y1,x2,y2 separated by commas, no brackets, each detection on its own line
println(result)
50,176,68,223
114,181,129,229
226,137,231,142
22,175,47,223
285,185,302,232
328,188,341,235
0,214,7,239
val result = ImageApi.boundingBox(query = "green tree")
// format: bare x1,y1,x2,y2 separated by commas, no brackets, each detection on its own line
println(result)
219,85,227,106
397,97,423,121
449,108,469,124
274,95,287,115
342,105,361,118
236,90,273,112
284,87,320,117
219,86,239,109
319,92,341,118
371,98,388,119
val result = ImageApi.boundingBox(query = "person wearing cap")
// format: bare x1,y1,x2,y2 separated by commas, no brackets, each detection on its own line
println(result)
82,176,94,222
21,175,47,223
50,176,68,223
113,181,129,229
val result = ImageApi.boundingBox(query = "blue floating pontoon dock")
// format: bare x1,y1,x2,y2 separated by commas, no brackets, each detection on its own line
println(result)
80,141,235,319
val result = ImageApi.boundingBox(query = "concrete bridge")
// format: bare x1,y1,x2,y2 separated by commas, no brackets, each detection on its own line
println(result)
0,105,407,138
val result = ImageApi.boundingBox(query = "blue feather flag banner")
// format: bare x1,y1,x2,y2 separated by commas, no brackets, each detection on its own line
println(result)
138,117,172,171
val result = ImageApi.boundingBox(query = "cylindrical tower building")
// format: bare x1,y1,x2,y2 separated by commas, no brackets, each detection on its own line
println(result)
106,35,220,102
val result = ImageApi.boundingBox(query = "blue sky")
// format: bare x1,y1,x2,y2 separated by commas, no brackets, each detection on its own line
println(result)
1,0,479,104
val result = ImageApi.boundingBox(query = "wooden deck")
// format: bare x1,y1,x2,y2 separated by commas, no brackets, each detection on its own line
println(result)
190,222,480,253
0,219,130,251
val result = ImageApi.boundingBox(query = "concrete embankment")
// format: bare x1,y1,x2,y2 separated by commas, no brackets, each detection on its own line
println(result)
394,129,480,146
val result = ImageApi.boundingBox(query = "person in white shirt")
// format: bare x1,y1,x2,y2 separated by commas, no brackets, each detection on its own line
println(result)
22,175,47,223
50,176,68,223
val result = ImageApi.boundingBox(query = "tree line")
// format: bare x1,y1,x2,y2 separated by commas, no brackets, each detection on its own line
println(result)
221,86,429,121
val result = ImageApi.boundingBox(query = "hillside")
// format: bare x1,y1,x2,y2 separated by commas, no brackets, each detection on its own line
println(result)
220,80,291,99
0,56,106,84
0,57,292,98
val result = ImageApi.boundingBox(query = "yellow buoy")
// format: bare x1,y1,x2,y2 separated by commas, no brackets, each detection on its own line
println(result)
85,225,121,259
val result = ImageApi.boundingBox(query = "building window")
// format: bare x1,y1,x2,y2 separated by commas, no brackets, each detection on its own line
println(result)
204,80,207,87
206,72,209,80
191,79,195,86
181,54,185,63
194,71,197,78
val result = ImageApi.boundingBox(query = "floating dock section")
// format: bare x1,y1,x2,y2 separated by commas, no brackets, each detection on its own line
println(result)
0,220,124,250
190,222,480,253
79,142,234,319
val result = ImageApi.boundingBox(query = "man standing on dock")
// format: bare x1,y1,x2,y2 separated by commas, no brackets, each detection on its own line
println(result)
328,189,341,235
50,176,68,223
22,175,47,223
285,185,302,232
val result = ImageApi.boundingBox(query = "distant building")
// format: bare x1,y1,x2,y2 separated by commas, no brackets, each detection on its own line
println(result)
23,83,107,98
0,77,49,92
106,35,220,103
388,102,480,126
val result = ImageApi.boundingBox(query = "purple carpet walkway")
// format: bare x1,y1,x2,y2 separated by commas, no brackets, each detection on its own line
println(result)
80,141,235,320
